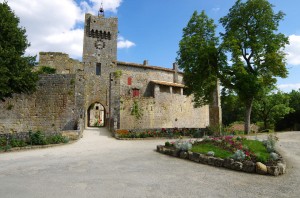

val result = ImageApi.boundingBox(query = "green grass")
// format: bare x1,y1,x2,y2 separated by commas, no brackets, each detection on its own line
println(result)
191,143,234,159
242,139,269,163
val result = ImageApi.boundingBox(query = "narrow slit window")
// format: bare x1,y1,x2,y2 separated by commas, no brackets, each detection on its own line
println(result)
96,63,101,75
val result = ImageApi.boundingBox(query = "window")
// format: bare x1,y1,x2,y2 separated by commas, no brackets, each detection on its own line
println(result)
160,85,170,93
173,87,181,95
128,77,132,85
96,63,101,75
132,89,140,97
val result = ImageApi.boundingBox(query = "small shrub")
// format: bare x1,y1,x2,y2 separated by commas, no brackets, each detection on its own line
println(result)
29,131,47,145
10,139,27,147
174,140,192,151
232,150,245,161
270,152,279,161
36,66,56,74
192,129,203,138
263,134,279,153
165,141,171,147
47,134,68,144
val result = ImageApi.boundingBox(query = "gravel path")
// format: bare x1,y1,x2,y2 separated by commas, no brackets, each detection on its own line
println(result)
0,128,299,198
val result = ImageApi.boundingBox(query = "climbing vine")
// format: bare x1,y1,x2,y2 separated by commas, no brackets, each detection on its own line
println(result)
131,100,143,119
113,70,122,78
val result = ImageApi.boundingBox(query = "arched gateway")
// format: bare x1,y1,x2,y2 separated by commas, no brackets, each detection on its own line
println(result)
87,102,105,127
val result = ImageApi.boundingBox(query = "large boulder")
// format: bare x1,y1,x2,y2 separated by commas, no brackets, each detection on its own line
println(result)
256,162,268,175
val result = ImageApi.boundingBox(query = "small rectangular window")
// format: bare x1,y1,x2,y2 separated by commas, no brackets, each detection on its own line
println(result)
96,63,101,75
128,77,132,85
133,89,140,97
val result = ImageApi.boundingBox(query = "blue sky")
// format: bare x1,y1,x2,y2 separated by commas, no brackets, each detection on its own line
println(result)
2,0,300,92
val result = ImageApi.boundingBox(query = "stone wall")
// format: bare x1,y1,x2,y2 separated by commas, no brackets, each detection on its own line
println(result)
39,52,83,74
0,75,81,134
117,63,210,129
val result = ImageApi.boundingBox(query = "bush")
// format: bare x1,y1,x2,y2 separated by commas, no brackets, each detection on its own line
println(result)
29,131,48,145
232,150,245,161
270,152,279,161
47,134,69,144
10,139,27,147
174,140,192,151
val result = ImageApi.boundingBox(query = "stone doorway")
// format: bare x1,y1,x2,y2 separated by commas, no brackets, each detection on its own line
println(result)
87,103,105,127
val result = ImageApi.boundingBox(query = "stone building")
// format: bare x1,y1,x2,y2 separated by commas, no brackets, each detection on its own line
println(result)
0,11,221,136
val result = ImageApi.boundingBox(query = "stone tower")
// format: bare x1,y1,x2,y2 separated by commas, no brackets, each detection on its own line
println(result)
82,12,118,127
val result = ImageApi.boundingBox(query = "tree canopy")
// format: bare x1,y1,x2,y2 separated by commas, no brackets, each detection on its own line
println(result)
177,11,224,107
0,2,38,101
219,0,289,133
177,0,289,134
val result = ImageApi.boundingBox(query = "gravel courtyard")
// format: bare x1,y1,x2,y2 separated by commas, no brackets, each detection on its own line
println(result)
1,128,299,198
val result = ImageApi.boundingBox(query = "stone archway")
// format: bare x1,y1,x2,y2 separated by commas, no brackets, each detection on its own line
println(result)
87,102,105,127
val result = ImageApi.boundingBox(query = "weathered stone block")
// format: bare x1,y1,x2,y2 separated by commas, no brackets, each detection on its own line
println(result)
214,158,224,167
267,166,280,176
208,157,215,166
199,154,208,164
192,152,200,162
232,162,243,171
242,160,255,173
224,158,234,168
156,145,163,152
277,162,286,175
179,151,188,159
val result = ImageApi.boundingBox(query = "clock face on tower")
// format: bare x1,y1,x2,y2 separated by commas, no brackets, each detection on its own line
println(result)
95,39,105,50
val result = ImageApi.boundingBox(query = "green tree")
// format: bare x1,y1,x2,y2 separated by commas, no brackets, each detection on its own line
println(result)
276,89,300,131
221,89,245,126
219,0,289,133
253,90,294,130
0,2,38,101
177,11,224,107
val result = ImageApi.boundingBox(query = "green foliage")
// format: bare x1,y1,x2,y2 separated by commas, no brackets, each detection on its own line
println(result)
276,89,300,131
242,139,269,162
219,0,289,134
270,152,279,161
177,11,223,106
221,89,245,125
131,100,143,119
0,2,38,101
165,141,171,147
252,90,294,130
113,70,122,78
46,134,69,144
36,66,56,74
191,143,234,159
231,150,245,161
10,138,27,147
29,130,47,145
262,134,279,153
174,140,192,151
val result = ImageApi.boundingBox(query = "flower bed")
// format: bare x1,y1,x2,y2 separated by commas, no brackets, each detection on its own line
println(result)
156,135,286,176
115,128,210,139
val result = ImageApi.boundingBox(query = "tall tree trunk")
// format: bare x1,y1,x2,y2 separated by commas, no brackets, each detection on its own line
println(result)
244,98,254,134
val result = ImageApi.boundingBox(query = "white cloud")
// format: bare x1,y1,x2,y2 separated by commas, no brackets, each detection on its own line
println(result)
277,83,300,92
1,0,131,61
117,36,136,49
286,35,300,66
212,7,220,12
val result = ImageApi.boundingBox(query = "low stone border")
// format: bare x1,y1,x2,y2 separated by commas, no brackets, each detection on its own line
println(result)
0,140,79,153
156,145,286,176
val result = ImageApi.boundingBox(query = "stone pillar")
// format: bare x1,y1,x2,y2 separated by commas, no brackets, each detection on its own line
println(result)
173,62,178,83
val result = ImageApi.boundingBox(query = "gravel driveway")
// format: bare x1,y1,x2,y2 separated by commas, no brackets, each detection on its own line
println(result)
0,128,299,198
